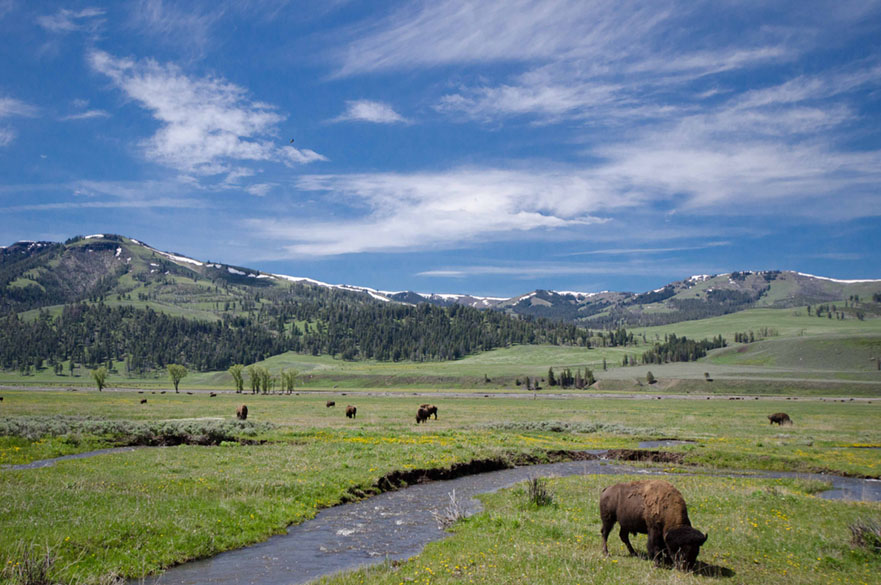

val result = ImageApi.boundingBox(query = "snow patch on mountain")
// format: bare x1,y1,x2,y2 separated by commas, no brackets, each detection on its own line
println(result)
796,272,881,284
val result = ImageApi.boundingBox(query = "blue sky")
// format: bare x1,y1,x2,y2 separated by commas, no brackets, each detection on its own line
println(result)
1,1,880,296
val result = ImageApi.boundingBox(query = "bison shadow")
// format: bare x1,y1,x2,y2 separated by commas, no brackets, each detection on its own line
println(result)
622,552,735,578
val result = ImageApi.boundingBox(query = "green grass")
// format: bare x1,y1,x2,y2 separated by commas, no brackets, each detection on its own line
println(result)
1,387,880,584
321,474,881,585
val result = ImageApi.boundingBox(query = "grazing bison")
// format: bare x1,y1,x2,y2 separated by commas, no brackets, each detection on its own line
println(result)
140,398,147,404
416,407,431,424
346,405,357,419
600,479,707,570
209,392,217,398
768,412,792,425
326,400,336,408
236,404,248,420
419,403,438,419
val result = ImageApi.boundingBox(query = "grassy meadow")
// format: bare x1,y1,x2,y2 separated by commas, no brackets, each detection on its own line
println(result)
321,474,881,585
1,385,880,585
2,308,881,584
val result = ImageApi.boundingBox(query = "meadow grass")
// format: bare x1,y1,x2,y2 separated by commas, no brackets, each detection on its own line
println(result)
319,473,881,585
1,387,880,584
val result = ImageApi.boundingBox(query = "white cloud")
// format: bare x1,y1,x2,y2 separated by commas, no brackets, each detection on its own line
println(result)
249,168,619,256
0,96,38,118
0,127,15,147
332,100,409,124
335,0,671,76
61,110,110,121
88,50,326,176
36,7,104,33
0,95,37,148
128,0,221,57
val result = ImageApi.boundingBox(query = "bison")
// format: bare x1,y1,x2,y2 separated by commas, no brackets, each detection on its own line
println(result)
416,407,431,424
236,404,248,420
346,405,357,419
140,398,147,404
326,400,336,408
600,479,707,570
768,412,792,425
419,403,438,419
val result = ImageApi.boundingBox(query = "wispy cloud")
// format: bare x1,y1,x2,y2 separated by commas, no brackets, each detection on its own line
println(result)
1,179,208,212
0,96,38,118
565,242,730,256
248,167,625,256
61,109,110,121
415,259,730,280
331,100,409,124
0,95,38,147
128,0,222,57
36,7,104,34
88,50,326,179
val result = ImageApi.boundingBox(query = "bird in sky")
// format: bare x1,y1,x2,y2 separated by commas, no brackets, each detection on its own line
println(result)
289,138,295,143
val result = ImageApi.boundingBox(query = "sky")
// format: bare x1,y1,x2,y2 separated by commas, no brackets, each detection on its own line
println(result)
1,0,881,297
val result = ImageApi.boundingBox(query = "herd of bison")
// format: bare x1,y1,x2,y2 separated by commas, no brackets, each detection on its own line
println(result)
2,390,798,572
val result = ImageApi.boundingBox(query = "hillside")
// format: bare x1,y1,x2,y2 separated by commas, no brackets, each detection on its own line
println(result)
0,235,596,372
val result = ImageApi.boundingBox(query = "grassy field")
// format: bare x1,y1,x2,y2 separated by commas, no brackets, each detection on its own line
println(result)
1,385,880,584
322,474,881,585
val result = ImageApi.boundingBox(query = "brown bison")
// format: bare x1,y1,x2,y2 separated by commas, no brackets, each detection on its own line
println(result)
346,405,357,419
326,400,336,408
236,404,248,420
416,407,431,424
419,403,438,419
140,398,147,404
768,412,792,425
600,479,707,570
209,392,217,397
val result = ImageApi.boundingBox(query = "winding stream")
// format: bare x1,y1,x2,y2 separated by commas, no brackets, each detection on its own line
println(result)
6,444,879,585
134,457,881,585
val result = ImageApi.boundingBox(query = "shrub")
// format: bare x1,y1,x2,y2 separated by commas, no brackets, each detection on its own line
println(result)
526,477,554,507
850,518,881,553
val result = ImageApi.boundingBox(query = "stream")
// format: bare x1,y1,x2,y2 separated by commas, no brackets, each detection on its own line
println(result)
134,455,881,585
6,443,879,585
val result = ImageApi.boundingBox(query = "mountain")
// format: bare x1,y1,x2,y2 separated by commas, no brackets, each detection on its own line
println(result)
0,235,591,371
3,235,881,328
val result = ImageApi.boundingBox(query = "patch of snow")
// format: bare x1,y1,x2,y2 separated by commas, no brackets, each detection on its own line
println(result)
227,267,246,276
247,273,257,278
85,234,104,239
115,247,121,257
796,272,881,284
555,290,604,298
150,263,159,267
256,274,274,279
156,250,203,266
368,291,390,302
130,239,142,245
688,274,712,282
207,263,222,268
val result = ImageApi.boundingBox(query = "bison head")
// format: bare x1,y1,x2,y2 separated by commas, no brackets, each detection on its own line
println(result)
665,526,707,570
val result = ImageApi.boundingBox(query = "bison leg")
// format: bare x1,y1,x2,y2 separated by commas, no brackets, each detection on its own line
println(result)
600,518,615,556
647,528,665,566
619,528,637,556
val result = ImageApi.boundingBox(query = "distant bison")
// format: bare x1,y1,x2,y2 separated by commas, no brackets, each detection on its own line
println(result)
419,403,438,419
236,404,248,420
346,405,357,419
768,412,792,425
600,479,707,570
140,398,147,404
416,407,431,424
209,392,217,398
326,400,336,408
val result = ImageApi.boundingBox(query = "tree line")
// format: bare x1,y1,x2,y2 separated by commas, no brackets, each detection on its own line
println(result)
0,300,599,373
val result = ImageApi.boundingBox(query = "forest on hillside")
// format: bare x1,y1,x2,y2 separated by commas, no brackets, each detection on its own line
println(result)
0,301,603,373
